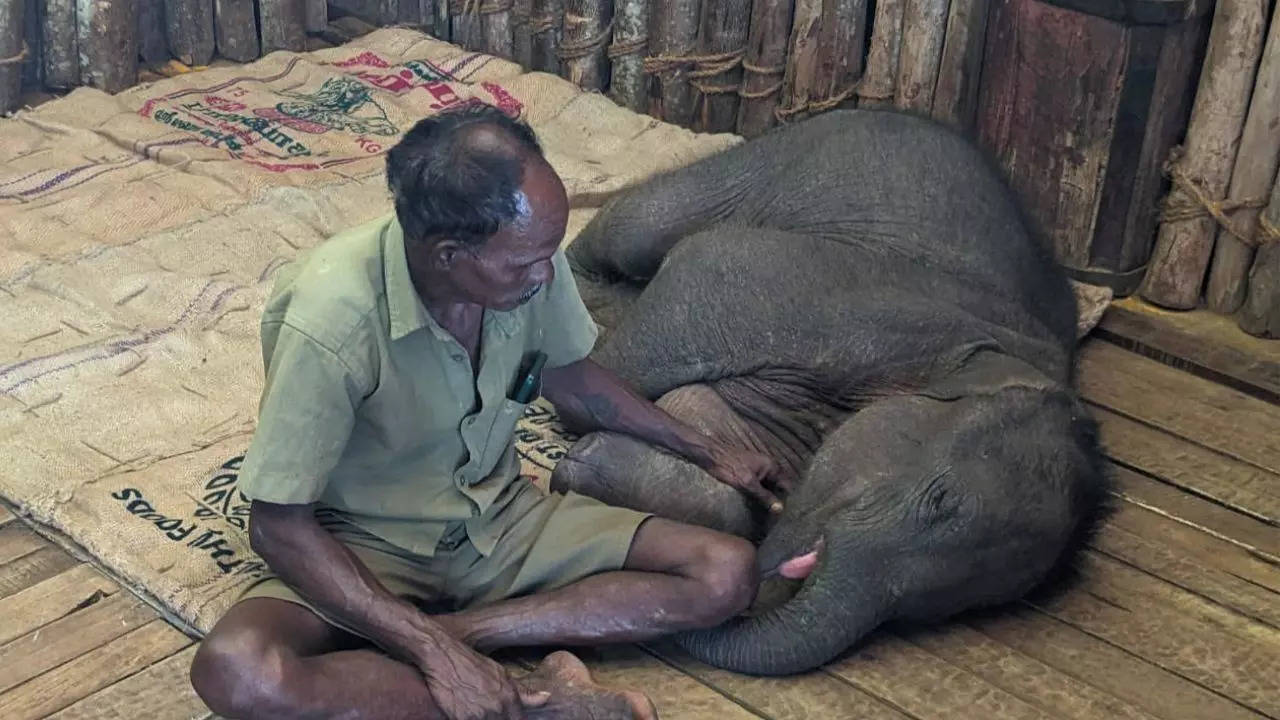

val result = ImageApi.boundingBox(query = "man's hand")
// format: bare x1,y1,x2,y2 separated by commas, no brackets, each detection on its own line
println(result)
702,443,788,514
419,640,550,720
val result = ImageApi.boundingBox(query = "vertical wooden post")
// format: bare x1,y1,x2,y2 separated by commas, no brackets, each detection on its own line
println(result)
165,0,215,66
261,0,307,53
776,0,820,121
1140,0,1268,309
482,0,514,58
693,0,750,133
930,0,988,130
529,0,561,73
306,0,329,32
814,0,867,110
607,0,648,112
1205,0,1280,313
649,0,700,126
434,0,452,41
0,0,23,113
513,0,534,65
138,0,170,68
78,0,138,92
20,0,37,88
214,0,260,61
43,0,77,88
1238,177,1280,337
856,0,904,108
895,0,949,112
452,3,485,51
559,0,611,91
737,0,793,137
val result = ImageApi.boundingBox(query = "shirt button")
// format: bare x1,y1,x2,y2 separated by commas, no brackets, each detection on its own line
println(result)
451,354,465,363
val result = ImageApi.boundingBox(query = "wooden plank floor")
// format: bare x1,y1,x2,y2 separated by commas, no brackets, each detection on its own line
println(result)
1,301,1277,719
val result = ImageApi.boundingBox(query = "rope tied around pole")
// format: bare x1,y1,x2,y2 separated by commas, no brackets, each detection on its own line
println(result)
739,60,785,99
0,42,29,67
529,14,557,34
607,35,649,60
1158,146,1271,247
775,84,858,120
1258,213,1280,246
557,18,614,61
452,0,514,17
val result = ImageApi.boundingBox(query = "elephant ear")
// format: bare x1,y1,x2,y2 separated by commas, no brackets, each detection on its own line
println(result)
920,349,1058,401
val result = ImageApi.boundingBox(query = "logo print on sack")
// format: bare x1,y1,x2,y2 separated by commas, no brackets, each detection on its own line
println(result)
134,52,524,173
254,76,399,136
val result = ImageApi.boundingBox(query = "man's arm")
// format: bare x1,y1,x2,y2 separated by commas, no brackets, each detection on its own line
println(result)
541,358,786,512
247,502,546,719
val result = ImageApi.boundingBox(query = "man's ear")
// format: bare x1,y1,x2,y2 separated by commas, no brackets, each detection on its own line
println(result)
429,238,465,271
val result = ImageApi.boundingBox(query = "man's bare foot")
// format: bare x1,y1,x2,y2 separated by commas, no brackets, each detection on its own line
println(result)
518,651,658,720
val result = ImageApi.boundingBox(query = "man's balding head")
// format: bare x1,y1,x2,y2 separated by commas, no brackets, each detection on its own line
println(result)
385,104,547,249
385,104,571,312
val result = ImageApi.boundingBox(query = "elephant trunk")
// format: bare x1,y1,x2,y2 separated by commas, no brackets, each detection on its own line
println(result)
674,553,886,676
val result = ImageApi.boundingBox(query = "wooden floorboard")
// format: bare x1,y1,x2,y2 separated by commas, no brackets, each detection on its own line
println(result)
0,564,121,645
1089,512,1280,628
969,606,1266,720
0,620,192,720
45,645,208,720
1030,552,1279,717
825,631,1056,720
1093,405,1280,524
0,523,49,566
1079,340,1280,477
1095,297,1280,404
899,623,1160,720
646,641,912,720
1112,466,1279,561
0,545,80,599
0,590,158,694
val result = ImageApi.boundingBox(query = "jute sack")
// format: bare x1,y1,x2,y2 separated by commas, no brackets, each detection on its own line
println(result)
0,28,741,633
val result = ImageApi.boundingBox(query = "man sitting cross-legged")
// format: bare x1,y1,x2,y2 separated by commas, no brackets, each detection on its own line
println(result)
189,104,784,720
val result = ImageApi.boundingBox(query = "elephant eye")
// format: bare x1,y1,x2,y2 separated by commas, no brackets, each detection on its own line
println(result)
917,468,963,526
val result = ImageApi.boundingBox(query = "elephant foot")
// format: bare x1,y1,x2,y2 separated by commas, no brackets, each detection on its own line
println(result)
552,431,761,539
520,650,657,720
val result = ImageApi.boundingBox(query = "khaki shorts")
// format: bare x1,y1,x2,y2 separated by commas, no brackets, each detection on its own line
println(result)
236,485,651,635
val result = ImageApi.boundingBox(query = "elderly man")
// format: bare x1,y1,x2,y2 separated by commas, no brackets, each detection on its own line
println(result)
190,104,783,720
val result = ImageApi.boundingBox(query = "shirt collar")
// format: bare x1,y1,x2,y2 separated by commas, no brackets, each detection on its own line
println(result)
383,216,436,341
383,216,522,342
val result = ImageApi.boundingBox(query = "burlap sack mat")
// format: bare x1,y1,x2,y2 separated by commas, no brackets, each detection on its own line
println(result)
0,28,1111,636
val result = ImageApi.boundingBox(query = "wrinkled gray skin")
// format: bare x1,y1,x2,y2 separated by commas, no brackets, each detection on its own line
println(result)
550,109,1111,676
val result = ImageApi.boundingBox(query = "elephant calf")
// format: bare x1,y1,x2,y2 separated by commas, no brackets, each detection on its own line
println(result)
551,109,1112,676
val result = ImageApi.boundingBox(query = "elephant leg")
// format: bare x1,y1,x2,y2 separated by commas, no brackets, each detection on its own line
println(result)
550,385,767,540
567,140,769,285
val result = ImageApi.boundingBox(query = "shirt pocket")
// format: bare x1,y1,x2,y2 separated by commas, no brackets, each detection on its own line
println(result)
478,397,531,475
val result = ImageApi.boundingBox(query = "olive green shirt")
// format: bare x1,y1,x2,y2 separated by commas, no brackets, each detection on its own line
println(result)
238,212,598,557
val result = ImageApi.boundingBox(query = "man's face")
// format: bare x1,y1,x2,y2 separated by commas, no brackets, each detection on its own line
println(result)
451,158,569,311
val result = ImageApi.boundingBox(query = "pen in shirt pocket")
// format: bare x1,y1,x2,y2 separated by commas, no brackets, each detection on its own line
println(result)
512,351,547,403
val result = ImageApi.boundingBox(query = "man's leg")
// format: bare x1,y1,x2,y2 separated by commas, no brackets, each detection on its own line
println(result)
190,597,445,720
437,517,757,652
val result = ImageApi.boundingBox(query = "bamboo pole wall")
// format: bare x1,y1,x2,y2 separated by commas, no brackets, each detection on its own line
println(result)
1138,0,1280,335
0,0,330,109
0,0,1273,337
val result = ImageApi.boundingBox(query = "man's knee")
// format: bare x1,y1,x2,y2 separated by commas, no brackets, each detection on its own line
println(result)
190,622,291,718
690,534,757,625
